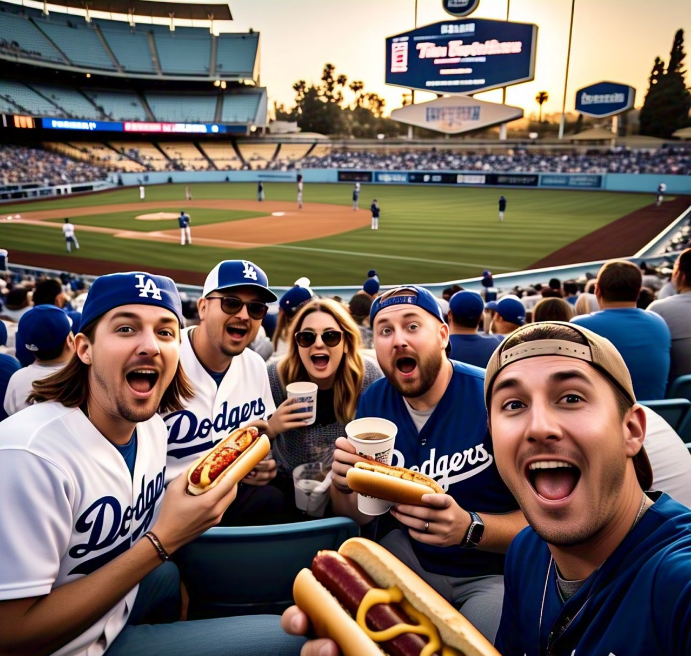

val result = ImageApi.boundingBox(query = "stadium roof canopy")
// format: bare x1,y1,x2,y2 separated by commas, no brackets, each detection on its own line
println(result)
49,0,232,20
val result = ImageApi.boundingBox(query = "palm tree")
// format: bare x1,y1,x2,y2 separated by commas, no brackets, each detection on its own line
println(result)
535,91,549,123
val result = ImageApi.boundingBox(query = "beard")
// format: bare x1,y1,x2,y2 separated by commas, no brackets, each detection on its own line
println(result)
386,348,444,398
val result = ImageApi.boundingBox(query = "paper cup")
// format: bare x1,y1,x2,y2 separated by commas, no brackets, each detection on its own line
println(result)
345,417,398,515
286,381,318,426
293,462,328,515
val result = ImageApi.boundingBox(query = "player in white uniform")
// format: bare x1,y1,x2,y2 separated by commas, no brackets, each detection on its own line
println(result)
163,260,311,524
63,218,79,252
297,174,304,209
657,182,667,206
139,185,145,200
0,271,302,656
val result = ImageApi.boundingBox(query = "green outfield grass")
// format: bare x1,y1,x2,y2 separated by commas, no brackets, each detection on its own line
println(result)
0,182,654,285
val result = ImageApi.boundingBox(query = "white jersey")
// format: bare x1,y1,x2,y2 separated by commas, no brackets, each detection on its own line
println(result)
297,180,304,192
162,326,276,482
0,402,167,656
3,360,65,415
658,183,667,193
62,223,75,239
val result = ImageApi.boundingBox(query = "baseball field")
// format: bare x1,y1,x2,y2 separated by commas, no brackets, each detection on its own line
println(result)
0,182,684,286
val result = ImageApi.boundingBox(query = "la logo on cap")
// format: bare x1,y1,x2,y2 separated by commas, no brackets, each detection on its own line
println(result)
135,274,162,300
242,261,258,281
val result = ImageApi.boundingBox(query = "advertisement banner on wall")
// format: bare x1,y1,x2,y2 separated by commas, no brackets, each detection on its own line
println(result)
337,171,373,182
386,18,538,95
541,174,603,188
574,82,635,118
390,95,523,134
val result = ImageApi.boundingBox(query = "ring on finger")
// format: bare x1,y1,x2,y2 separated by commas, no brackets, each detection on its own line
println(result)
423,521,430,533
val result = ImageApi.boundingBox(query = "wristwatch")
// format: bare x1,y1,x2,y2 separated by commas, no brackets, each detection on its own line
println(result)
461,511,484,549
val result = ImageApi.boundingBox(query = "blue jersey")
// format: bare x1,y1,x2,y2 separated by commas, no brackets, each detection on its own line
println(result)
0,353,21,421
449,334,503,369
356,360,518,577
496,493,691,656
370,203,380,218
178,213,190,228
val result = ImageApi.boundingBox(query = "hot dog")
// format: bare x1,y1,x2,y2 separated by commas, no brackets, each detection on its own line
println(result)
346,461,444,506
293,537,499,656
186,426,270,495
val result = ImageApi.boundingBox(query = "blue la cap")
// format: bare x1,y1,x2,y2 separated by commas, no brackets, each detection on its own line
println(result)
495,297,526,326
18,305,73,354
485,300,499,312
367,269,378,278
0,320,7,347
363,278,380,295
80,272,184,330
279,286,313,316
449,290,484,320
203,260,277,303
369,285,444,328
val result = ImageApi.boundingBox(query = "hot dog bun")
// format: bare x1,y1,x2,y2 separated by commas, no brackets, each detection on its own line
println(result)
346,461,444,506
293,537,499,656
186,426,270,495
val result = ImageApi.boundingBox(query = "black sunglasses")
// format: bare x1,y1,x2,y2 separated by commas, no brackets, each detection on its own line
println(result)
295,330,343,348
206,296,268,320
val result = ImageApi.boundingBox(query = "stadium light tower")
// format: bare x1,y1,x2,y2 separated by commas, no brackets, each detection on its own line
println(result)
558,0,576,139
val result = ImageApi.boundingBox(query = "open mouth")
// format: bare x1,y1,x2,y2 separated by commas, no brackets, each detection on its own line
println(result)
226,325,249,340
526,460,581,502
396,357,417,375
125,369,159,395
310,354,330,370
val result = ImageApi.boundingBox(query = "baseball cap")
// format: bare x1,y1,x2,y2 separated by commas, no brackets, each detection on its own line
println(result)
369,285,444,327
203,260,277,303
494,297,526,326
363,278,380,295
449,290,484,320
18,305,72,354
279,286,313,317
80,272,184,330
0,320,7,346
484,321,652,491
367,269,378,278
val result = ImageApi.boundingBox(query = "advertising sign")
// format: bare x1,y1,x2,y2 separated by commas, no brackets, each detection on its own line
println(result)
541,174,603,189
41,118,244,133
386,18,538,95
390,95,523,134
574,82,635,118
442,0,480,17
337,171,373,183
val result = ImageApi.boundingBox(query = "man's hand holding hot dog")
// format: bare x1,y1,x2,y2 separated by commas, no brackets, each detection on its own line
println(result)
331,436,369,495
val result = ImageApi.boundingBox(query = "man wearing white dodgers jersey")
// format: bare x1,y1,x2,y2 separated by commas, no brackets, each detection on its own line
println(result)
0,271,304,656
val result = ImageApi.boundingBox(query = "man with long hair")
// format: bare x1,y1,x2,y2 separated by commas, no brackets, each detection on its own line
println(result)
0,271,303,656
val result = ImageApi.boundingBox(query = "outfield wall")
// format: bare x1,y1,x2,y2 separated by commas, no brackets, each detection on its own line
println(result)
109,170,691,195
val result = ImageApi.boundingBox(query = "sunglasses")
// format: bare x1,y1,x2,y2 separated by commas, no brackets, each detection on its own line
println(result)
206,296,268,320
295,330,343,348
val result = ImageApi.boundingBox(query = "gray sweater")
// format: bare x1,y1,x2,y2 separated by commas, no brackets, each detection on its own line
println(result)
267,358,382,476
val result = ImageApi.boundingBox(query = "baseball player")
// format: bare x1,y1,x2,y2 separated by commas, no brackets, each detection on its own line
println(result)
370,198,380,230
297,174,303,210
185,185,193,201
352,182,360,211
257,181,265,202
656,182,667,206
0,271,303,656
139,184,145,201
498,195,507,222
162,260,301,524
63,218,79,252
178,210,192,246
330,285,524,641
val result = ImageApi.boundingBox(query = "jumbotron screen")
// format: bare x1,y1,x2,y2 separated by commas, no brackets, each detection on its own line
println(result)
385,18,537,95
40,118,246,133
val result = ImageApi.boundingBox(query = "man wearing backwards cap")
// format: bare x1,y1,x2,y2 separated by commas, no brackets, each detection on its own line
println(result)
0,271,303,656
331,285,526,642
486,322,691,656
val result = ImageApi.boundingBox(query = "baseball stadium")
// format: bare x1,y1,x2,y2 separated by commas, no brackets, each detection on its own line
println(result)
0,0,691,654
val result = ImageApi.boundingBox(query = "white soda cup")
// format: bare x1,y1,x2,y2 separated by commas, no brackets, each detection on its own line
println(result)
345,417,398,515
286,381,318,426
293,462,329,516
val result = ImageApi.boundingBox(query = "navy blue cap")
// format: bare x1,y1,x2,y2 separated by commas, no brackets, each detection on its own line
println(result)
369,285,444,327
483,270,492,277
495,297,526,326
18,305,73,353
203,260,277,303
66,310,81,334
80,272,183,330
363,278,380,295
0,320,7,347
449,290,484,320
280,286,313,316
367,270,378,278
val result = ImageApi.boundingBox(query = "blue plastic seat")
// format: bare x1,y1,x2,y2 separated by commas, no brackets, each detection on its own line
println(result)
175,517,359,619
667,374,691,402
641,398,691,445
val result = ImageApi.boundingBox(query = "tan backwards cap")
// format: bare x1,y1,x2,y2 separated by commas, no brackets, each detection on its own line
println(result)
484,321,652,491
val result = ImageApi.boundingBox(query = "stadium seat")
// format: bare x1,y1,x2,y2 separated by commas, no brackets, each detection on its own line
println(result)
641,399,691,444
667,374,691,402
0,9,64,63
221,93,262,123
153,27,211,75
146,93,217,123
175,517,359,619
215,33,259,77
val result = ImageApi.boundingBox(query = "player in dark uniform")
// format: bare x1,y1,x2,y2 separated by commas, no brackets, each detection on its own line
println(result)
498,195,507,222
370,199,380,230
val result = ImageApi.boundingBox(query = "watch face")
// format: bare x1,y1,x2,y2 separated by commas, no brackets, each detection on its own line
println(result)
469,521,484,545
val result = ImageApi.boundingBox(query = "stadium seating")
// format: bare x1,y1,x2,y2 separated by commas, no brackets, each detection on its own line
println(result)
0,79,62,116
32,15,115,70
215,33,259,77
199,142,242,170
71,143,146,172
153,27,211,76
667,374,691,401
277,143,312,164
174,517,359,618
96,20,157,74
159,143,210,171
30,83,101,119
641,399,691,442
238,142,277,169
221,93,261,123
146,93,217,123
0,9,64,63
112,142,171,171
84,90,148,121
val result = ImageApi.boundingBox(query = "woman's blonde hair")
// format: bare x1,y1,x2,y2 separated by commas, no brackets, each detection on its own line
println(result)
277,298,364,425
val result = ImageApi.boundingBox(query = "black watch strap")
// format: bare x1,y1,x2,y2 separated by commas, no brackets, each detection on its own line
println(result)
461,511,484,549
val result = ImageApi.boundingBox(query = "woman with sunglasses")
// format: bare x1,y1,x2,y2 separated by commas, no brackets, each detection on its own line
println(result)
266,299,381,509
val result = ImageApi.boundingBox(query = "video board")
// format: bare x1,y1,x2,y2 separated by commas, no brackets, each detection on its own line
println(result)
41,119,246,134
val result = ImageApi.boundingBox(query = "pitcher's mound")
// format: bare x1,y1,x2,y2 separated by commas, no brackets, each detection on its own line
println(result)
136,212,179,221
